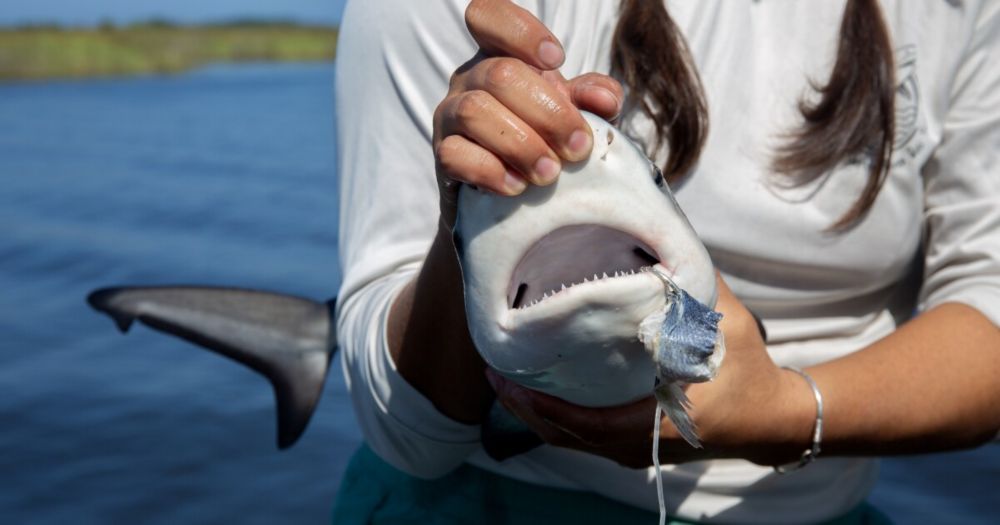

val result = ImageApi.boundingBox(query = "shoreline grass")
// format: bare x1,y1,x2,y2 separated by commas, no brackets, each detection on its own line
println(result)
0,22,338,82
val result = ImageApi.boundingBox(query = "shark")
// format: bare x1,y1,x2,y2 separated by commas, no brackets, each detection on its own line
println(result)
87,112,724,460
87,286,337,450
456,112,724,450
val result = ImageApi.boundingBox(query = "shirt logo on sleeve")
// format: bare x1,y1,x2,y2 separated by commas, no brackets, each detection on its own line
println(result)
892,44,926,165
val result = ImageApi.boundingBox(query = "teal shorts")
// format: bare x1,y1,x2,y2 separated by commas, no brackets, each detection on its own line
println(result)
332,444,892,525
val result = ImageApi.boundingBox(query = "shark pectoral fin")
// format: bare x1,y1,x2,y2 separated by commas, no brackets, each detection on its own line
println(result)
86,286,337,449
481,401,543,461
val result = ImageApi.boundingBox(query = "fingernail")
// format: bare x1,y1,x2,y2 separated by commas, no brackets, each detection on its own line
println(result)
533,156,561,184
538,40,564,69
504,171,527,194
568,129,592,156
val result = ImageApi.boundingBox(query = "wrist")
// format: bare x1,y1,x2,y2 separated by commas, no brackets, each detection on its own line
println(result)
741,365,821,466
772,366,824,470
389,224,492,424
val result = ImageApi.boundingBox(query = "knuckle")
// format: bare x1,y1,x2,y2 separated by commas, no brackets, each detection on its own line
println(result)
535,99,569,129
434,136,463,168
453,90,490,121
468,151,494,179
471,149,494,171
538,107,573,142
484,58,521,89
548,101,569,120
607,77,625,97
432,100,448,128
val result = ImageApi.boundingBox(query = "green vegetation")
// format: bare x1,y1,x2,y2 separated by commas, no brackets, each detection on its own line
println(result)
0,22,338,81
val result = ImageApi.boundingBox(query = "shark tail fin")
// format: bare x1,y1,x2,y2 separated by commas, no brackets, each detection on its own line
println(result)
654,382,702,449
87,286,336,449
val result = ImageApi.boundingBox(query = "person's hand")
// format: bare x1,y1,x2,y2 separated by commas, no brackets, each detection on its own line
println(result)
393,0,625,425
433,0,624,228
486,275,819,468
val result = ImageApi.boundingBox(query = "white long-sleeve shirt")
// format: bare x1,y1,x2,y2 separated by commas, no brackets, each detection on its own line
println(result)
335,1,1000,523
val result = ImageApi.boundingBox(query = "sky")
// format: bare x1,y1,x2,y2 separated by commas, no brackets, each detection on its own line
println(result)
0,0,348,27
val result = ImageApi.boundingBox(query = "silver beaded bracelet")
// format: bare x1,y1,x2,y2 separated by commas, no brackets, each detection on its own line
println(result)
774,366,824,474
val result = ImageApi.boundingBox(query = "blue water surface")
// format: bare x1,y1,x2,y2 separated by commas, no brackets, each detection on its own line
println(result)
0,63,995,524
0,63,358,524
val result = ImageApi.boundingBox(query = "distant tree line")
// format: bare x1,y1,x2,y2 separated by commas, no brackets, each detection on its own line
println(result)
0,21,339,81
8,18,337,31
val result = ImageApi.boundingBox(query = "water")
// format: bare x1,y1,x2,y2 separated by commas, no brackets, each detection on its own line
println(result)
0,63,995,524
0,63,357,524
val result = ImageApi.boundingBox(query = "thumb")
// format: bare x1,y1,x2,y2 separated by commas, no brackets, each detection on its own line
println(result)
465,0,565,69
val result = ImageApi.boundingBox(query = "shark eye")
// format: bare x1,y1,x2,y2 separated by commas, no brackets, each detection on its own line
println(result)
653,165,665,187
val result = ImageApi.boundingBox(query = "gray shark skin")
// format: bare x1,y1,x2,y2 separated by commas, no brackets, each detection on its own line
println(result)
87,286,336,449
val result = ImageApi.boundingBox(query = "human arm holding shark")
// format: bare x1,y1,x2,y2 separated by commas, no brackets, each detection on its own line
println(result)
490,287,1000,467
402,0,1000,470
387,5,626,426
384,0,797,463
336,0,628,478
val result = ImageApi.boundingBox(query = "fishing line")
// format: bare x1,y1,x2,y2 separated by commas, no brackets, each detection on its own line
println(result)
653,404,666,525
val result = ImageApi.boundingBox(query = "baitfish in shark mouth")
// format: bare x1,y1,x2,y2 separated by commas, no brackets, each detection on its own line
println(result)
455,112,725,449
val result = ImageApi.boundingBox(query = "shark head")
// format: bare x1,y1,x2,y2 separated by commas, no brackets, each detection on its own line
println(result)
455,112,716,407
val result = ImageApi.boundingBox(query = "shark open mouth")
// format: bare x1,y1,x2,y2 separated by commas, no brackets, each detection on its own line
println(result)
507,224,660,309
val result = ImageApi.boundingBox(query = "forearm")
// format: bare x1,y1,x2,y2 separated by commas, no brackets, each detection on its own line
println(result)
387,222,494,425
809,303,1000,456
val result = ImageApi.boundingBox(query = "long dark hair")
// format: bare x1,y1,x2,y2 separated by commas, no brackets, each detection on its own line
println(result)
611,0,895,230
